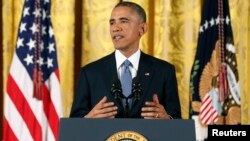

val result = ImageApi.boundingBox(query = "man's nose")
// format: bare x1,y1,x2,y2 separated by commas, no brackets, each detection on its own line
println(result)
112,24,122,32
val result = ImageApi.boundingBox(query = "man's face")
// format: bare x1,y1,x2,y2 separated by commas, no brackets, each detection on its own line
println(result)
109,6,144,51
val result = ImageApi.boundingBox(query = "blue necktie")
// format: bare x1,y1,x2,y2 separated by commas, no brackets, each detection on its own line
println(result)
121,60,132,97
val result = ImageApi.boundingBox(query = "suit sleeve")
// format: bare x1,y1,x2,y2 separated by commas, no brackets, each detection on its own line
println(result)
164,65,181,119
69,68,91,117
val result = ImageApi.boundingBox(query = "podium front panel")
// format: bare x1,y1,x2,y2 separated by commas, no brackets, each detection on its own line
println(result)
58,118,195,141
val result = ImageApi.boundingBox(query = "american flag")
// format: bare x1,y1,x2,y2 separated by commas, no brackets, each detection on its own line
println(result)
199,89,221,125
3,0,62,141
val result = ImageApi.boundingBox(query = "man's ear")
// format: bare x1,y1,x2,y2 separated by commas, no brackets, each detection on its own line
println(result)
139,23,148,36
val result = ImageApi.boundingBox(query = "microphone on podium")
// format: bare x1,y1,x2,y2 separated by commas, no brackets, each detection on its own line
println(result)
110,78,122,100
131,77,143,106
111,76,142,117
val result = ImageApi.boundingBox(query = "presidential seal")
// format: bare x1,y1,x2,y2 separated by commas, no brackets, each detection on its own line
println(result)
106,131,148,141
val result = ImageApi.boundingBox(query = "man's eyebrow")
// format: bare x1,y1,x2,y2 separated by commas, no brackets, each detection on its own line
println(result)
109,19,114,22
119,17,129,21
109,17,129,23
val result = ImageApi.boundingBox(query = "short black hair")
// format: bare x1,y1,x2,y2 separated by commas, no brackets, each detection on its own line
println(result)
115,1,146,23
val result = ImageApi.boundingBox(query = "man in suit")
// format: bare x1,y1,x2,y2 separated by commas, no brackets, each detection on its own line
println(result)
70,1,181,119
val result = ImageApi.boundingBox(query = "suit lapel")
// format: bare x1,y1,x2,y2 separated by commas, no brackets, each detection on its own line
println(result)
129,52,154,116
103,52,125,115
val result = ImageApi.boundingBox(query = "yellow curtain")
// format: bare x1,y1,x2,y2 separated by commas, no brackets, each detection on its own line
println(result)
51,0,75,116
2,0,250,123
2,0,22,97
230,0,250,124
81,0,119,66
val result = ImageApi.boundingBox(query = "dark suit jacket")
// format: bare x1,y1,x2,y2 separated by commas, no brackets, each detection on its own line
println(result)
70,52,181,118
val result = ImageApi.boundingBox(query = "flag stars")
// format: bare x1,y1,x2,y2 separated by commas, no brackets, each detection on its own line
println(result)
42,26,46,35
23,7,30,17
20,22,27,33
27,38,36,50
17,38,24,48
199,15,230,33
24,54,33,66
220,17,225,23
225,16,230,25
209,18,215,26
37,57,44,66
42,10,47,20
40,42,44,51
33,8,41,18
30,23,39,34
44,0,50,4
215,16,220,25
15,1,59,80
49,26,54,37
48,43,55,53
199,26,204,33
47,58,53,68
204,20,209,29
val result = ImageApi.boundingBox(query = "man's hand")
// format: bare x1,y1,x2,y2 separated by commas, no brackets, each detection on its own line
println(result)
141,94,170,119
84,96,118,118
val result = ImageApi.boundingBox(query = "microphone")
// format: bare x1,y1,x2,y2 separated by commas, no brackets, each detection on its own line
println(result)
110,77,142,117
123,77,142,117
132,77,143,101
111,78,130,117
110,78,122,100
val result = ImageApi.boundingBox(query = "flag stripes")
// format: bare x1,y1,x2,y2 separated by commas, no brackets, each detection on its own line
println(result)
200,93,219,125
4,52,61,141
7,75,42,141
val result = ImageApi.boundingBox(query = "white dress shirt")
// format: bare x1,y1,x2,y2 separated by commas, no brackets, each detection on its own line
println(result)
115,49,141,79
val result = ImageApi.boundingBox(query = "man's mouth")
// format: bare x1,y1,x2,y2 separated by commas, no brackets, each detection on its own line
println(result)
113,35,124,41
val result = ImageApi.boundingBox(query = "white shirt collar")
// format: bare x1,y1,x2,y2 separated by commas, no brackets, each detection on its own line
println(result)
115,49,141,70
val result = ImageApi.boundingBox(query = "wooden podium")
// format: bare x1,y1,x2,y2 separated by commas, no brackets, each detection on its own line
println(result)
58,118,196,141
